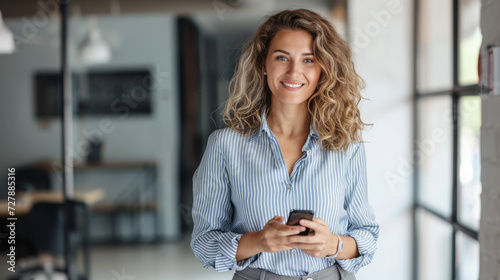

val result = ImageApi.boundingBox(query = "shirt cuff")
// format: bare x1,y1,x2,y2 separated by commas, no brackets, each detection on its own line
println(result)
215,232,260,272
327,230,377,274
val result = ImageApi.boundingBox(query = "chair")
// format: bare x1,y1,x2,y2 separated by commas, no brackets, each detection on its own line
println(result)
3,165,91,280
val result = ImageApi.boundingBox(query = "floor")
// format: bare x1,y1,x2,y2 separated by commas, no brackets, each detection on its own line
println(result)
90,236,234,280
0,235,235,280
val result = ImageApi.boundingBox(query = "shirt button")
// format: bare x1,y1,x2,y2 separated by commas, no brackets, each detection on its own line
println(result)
286,184,291,189
292,249,296,254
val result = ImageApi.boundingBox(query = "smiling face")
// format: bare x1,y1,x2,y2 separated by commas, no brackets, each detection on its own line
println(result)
264,29,322,107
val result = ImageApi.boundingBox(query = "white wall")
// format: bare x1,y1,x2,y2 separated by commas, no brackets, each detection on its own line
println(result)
0,14,181,241
479,95,500,280
479,0,500,279
349,0,414,279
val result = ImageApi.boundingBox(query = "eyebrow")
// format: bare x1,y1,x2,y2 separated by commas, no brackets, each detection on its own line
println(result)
273,49,314,56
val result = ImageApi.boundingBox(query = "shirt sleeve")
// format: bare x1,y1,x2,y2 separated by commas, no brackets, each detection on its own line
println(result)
333,141,380,274
190,130,259,272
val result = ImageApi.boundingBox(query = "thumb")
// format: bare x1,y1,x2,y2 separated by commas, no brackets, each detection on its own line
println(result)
268,216,284,224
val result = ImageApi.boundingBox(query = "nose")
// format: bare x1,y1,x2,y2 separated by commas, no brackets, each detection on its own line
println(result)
287,60,301,77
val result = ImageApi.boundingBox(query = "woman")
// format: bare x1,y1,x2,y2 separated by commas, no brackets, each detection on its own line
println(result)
191,9,379,280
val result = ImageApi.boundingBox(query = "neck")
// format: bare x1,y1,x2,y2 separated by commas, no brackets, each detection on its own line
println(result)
266,103,310,138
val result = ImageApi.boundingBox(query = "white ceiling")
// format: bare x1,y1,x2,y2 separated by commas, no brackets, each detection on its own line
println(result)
191,0,334,34
0,0,335,35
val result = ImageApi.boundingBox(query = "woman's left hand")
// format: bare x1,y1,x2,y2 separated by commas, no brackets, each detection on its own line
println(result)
285,218,339,258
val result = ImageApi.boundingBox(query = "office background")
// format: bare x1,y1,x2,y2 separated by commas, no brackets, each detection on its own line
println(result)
0,0,499,279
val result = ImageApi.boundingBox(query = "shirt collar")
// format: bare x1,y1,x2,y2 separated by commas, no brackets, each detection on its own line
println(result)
250,108,320,141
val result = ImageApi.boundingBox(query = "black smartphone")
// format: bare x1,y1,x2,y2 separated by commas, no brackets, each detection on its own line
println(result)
286,209,314,236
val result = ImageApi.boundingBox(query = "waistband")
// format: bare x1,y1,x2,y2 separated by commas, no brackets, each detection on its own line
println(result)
234,263,353,280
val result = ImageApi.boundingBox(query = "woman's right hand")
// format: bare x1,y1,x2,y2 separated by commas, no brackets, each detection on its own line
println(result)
258,216,307,253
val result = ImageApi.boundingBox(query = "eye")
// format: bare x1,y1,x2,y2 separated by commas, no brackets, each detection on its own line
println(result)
276,56,288,61
304,58,314,63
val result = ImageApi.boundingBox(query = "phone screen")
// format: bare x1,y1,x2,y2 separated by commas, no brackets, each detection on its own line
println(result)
286,210,314,236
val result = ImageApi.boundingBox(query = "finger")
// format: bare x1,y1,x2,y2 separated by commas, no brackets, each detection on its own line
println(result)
267,216,284,224
273,224,307,236
313,218,327,225
298,219,321,231
285,234,316,244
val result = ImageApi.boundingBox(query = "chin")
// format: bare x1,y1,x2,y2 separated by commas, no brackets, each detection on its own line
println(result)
274,93,313,104
273,96,310,106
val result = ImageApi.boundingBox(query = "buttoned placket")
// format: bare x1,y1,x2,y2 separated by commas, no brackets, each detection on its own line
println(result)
260,109,317,193
266,131,313,190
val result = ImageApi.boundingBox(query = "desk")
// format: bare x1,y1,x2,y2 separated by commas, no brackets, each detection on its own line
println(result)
36,160,159,243
0,189,105,217
36,160,157,171
0,189,104,280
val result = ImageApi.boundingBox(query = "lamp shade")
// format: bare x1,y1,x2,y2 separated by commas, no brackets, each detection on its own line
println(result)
79,19,111,65
0,11,15,54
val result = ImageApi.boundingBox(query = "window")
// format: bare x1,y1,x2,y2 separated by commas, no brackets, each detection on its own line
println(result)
413,0,482,279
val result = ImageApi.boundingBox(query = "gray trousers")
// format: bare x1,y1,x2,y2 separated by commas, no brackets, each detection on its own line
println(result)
232,263,357,280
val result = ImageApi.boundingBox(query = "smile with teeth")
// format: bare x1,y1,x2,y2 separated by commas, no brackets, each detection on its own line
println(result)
281,82,304,88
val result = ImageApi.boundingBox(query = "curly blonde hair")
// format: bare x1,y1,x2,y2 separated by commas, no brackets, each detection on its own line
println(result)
222,9,369,152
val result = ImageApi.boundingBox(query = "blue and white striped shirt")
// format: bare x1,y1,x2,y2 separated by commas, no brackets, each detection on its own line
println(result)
190,110,379,276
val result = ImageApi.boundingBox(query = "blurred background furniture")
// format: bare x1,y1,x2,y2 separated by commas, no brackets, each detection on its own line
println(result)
72,160,159,244
0,165,104,280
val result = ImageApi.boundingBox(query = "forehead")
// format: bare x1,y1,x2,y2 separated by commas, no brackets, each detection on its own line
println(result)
268,29,314,52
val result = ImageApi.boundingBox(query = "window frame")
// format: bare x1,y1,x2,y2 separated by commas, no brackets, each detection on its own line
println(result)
412,0,480,279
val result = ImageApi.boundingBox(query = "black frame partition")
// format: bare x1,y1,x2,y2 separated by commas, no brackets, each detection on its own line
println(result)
412,0,480,279
59,1,81,280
